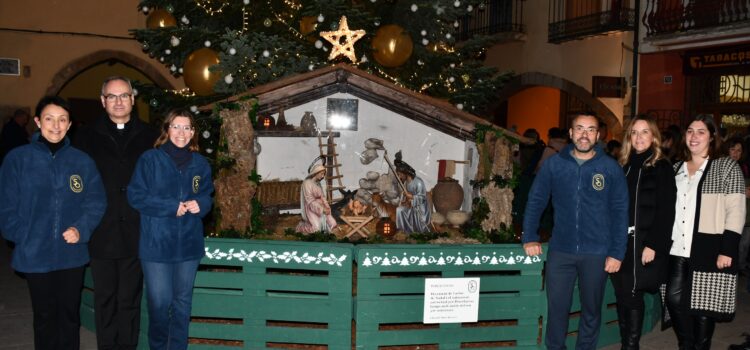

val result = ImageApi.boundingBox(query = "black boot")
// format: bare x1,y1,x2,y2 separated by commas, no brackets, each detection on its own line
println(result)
617,305,628,348
622,308,643,350
728,332,750,350
693,316,715,350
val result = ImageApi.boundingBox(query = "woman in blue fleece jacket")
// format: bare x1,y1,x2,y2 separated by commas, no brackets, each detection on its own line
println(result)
0,96,106,350
127,109,213,350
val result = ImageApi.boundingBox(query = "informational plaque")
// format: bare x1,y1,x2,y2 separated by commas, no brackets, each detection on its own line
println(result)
423,277,480,324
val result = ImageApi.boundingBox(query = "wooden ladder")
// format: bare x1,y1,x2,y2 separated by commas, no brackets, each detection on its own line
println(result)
317,129,344,203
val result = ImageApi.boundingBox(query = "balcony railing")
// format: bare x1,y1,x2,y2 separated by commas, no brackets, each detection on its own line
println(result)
457,0,525,41
643,0,750,37
548,0,636,44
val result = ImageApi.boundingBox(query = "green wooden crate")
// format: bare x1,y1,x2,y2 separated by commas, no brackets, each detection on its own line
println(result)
354,244,546,349
193,238,353,350
84,238,354,350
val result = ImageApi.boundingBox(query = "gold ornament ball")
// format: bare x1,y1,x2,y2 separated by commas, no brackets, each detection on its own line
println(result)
183,48,221,96
146,9,177,29
300,16,318,42
372,24,413,68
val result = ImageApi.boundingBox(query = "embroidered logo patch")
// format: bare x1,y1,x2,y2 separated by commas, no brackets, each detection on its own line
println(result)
192,176,201,194
70,175,83,193
592,174,605,191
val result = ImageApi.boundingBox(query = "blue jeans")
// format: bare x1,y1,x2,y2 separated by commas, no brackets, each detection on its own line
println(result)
141,259,200,350
545,250,608,350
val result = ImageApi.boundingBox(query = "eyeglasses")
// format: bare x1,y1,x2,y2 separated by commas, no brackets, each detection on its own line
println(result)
573,126,598,134
169,124,193,132
103,93,132,102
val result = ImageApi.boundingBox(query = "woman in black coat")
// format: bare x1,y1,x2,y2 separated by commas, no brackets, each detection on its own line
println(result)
611,115,676,349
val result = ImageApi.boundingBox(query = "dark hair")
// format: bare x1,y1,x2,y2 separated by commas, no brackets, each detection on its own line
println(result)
154,109,200,152
34,96,71,120
607,140,621,153
724,136,744,160
13,109,29,118
681,114,722,161
548,127,565,140
569,112,600,129
393,150,415,178
523,128,540,141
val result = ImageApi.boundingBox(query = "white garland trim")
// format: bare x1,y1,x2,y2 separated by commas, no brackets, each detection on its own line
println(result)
360,251,542,268
204,247,348,267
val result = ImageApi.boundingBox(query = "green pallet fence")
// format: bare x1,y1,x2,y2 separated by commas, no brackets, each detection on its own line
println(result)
81,241,662,349
84,238,354,350
192,238,353,349
354,244,546,349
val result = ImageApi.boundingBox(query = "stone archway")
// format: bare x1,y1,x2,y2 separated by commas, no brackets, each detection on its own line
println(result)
494,72,623,137
45,50,174,96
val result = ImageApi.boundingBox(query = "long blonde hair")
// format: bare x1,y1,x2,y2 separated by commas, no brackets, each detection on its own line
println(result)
618,115,664,167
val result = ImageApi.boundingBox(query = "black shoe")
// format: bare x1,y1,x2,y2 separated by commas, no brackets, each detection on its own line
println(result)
728,333,750,350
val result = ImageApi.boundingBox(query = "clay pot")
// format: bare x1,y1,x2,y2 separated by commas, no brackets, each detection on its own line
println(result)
446,210,469,228
431,178,464,216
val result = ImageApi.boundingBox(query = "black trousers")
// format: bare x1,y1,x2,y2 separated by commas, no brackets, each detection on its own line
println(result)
91,256,143,350
665,256,716,350
26,266,85,350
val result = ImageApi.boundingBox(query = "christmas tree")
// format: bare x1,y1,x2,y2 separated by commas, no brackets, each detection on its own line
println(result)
132,0,512,116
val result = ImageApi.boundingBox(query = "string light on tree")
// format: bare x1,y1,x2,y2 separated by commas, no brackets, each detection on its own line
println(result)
319,16,365,63
195,0,228,16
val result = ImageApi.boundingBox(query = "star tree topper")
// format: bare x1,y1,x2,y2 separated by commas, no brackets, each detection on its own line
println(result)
320,16,366,63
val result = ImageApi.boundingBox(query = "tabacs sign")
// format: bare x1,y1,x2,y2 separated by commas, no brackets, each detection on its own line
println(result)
684,45,750,75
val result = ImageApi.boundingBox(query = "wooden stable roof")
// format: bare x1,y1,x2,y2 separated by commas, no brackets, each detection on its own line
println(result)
202,64,530,142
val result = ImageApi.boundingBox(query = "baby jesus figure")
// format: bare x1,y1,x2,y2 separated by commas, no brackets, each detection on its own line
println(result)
347,198,369,216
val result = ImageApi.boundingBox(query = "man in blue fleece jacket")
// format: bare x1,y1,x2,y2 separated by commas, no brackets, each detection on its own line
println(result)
522,113,628,350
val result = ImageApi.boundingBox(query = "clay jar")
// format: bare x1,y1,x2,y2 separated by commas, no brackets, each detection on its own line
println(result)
431,178,463,216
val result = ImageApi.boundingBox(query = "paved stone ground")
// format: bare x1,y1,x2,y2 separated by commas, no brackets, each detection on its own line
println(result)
0,242,97,350
1,240,748,349
599,274,750,350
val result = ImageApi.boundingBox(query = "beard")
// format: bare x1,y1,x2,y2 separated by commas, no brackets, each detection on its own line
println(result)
573,137,595,153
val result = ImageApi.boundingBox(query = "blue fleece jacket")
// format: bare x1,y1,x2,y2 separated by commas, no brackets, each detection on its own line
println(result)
127,146,213,263
522,144,629,260
0,134,106,273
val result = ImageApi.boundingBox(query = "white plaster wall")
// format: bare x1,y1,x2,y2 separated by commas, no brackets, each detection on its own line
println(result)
256,92,468,196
